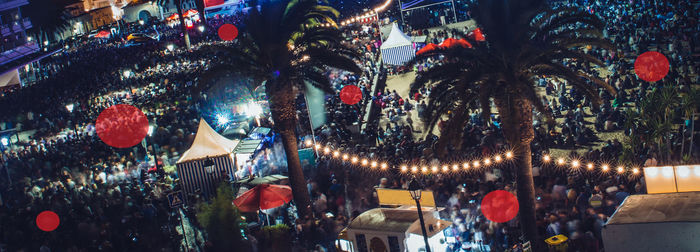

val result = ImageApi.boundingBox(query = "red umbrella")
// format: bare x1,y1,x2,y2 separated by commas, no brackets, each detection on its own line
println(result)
233,184,293,212
95,30,110,38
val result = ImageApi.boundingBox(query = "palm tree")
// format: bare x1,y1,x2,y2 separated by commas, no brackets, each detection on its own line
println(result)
157,0,191,48
201,0,360,218
410,0,614,246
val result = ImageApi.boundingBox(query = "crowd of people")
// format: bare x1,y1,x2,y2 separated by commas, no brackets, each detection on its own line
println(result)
0,0,697,251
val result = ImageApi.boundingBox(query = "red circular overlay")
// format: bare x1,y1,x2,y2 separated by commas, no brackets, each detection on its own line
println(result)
36,211,60,232
96,104,149,148
339,85,362,105
634,51,669,82
481,190,519,223
218,24,238,41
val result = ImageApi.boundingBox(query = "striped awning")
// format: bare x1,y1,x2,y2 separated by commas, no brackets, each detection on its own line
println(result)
381,45,415,66
176,155,236,199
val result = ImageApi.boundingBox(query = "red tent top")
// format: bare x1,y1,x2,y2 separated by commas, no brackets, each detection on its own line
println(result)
184,9,199,17
95,30,110,38
469,28,486,41
416,43,438,55
166,13,179,21
439,38,473,49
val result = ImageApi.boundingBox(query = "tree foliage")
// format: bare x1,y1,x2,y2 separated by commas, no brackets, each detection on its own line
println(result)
196,184,249,252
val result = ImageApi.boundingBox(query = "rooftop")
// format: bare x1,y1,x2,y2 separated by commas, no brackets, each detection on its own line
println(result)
606,191,700,225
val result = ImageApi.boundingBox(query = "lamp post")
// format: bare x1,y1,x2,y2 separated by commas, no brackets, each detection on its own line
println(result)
408,178,431,252
148,125,160,176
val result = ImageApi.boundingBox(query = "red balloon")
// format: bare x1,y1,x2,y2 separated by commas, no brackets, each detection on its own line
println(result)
95,104,149,148
36,211,60,232
634,51,669,82
340,85,363,105
218,24,238,41
481,190,519,223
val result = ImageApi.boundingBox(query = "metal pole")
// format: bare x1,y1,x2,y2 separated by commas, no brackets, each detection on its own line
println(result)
397,0,405,24
415,199,431,252
303,93,319,157
179,208,190,249
150,138,160,176
451,0,457,24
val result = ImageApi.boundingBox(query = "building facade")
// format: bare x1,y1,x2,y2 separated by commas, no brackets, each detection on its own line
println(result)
0,0,36,88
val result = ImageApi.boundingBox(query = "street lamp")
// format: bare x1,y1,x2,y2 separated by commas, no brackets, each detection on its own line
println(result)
203,157,215,174
408,178,431,252
148,124,161,175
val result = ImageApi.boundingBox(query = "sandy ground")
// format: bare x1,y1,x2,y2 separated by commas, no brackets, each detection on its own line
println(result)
379,64,628,157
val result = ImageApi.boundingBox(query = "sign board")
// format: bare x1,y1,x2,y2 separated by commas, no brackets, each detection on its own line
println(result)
644,165,700,194
168,191,185,208
298,148,316,167
376,188,436,207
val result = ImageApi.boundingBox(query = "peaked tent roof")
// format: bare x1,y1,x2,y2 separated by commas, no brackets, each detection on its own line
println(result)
381,23,412,49
177,119,240,163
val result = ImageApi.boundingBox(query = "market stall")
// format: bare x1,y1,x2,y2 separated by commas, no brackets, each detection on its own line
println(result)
176,119,239,199
380,23,415,66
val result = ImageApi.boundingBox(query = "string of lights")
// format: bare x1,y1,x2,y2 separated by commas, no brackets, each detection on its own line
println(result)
303,139,643,176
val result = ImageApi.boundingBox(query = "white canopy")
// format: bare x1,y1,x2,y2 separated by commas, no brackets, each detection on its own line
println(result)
177,119,240,163
380,23,413,49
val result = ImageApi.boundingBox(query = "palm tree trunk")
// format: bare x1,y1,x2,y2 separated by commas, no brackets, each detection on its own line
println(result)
494,95,540,249
269,90,312,219
175,0,191,49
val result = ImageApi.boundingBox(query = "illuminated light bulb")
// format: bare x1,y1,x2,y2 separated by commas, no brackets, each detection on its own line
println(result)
463,163,469,169
361,159,369,166
661,166,674,178
305,139,313,146
431,166,438,173
601,164,610,172
332,151,340,157
370,161,377,168
452,164,459,171
314,144,321,149
350,156,358,164
472,161,480,168
632,167,640,175
557,158,565,165
442,165,449,172
617,166,625,174
380,163,388,170
494,155,502,162
411,166,418,173
571,160,580,168
483,158,491,166
323,147,330,154
505,152,513,159
676,166,690,178
342,154,349,160
587,163,594,170
400,165,408,172
421,167,428,174
543,155,551,162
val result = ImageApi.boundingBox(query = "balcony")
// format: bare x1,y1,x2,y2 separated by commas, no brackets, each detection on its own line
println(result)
0,0,28,12
0,17,31,37
0,42,38,66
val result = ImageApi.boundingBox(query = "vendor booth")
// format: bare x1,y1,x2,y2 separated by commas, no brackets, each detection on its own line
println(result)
602,191,700,251
380,23,415,66
176,119,239,198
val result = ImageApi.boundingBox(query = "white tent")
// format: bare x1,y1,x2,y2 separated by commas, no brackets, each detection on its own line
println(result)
176,119,240,198
380,23,415,66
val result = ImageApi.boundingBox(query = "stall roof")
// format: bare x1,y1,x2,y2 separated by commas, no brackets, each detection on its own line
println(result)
177,119,239,163
380,23,412,49
606,192,700,225
234,139,262,154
